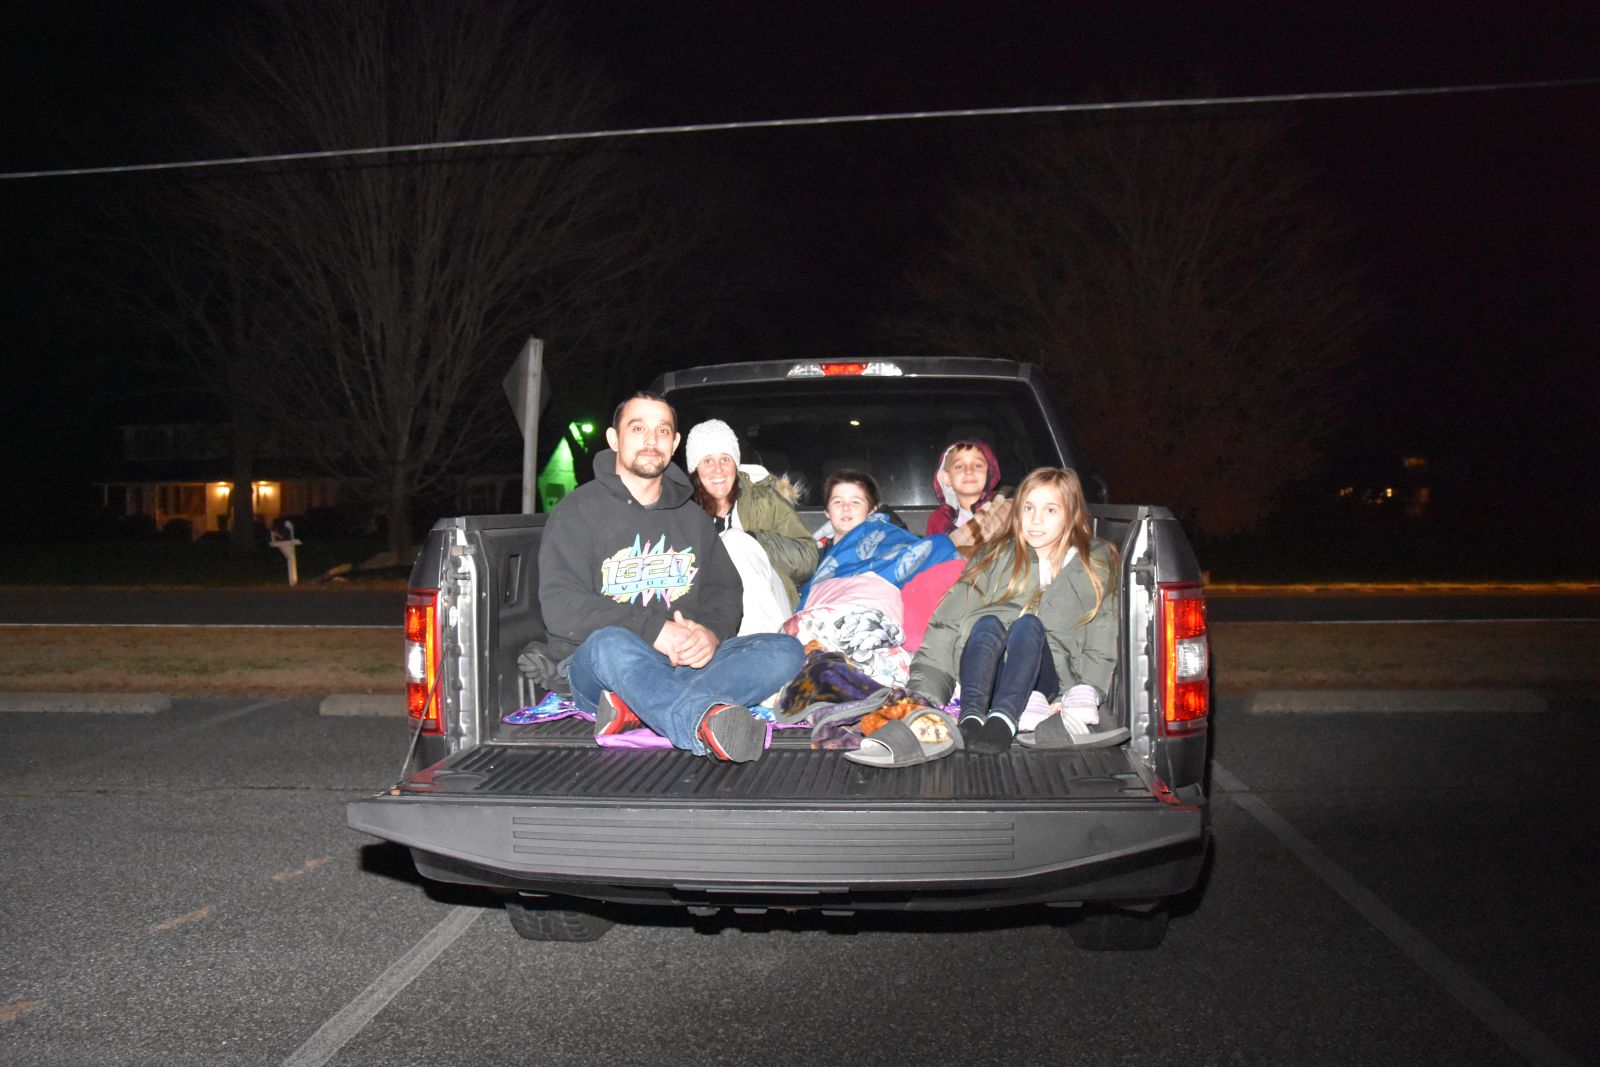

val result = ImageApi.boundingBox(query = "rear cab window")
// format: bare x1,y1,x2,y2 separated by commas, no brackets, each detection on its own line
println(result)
669,375,1068,510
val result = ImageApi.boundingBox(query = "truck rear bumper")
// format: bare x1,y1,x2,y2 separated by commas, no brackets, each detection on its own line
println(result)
348,796,1208,908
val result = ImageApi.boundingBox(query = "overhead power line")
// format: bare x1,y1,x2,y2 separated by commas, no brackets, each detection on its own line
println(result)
4,76,1598,183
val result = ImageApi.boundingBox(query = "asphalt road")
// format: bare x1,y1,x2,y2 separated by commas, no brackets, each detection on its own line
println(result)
2,695,1595,1066
2,585,1597,626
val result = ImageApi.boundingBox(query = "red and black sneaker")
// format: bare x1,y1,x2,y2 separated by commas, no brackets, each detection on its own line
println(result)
595,690,642,736
696,704,764,763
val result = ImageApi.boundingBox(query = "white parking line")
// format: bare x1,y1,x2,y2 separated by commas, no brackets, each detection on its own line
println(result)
1212,760,1580,1067
319,694,408,717
0,692,170,714
281,906,481,1067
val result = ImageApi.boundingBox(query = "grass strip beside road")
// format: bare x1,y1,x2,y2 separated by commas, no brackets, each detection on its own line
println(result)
2,620,1595,697
0,626,401,696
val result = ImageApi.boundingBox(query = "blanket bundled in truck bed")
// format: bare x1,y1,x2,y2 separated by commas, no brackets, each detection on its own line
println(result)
783,573,915,685
774,648,884,724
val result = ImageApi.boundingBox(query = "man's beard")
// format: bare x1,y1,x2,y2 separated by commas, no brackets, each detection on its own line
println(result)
621,450,668,479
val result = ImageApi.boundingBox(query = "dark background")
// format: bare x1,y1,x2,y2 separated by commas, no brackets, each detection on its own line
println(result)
4,1,1598,576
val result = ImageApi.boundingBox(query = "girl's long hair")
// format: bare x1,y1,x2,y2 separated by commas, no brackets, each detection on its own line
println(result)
961,467,1116,625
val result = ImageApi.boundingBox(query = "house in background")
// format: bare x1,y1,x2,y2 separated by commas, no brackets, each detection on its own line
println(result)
93,422,344,537
94,415,594,538
1334,451,1432,519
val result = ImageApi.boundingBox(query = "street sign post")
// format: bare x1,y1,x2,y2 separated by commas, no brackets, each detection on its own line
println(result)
501,337,550,514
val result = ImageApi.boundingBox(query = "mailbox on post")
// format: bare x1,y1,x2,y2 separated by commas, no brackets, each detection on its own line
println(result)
269,520,303,586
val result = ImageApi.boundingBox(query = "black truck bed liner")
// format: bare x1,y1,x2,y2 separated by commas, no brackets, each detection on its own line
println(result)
398,719,1152,803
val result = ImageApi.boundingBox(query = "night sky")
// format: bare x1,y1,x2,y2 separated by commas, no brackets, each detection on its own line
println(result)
5,1,1598,556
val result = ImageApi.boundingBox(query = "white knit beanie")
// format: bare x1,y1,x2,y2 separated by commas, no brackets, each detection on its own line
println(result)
684,419,740,471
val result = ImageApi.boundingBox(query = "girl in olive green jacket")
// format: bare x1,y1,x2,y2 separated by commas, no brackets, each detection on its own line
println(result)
906,467,1119,754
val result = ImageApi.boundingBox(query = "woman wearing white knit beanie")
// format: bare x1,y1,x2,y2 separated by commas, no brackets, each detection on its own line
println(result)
684,419,818,633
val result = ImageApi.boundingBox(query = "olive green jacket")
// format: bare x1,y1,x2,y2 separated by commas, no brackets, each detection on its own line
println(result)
906,539,1119,706
733,467,818,610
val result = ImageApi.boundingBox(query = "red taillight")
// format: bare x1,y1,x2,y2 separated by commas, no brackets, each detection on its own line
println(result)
1159,583,1209,734
405,589,442,734
821,362,869,376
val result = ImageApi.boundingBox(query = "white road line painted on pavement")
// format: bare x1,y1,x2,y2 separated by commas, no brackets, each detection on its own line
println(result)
281,906,481,1067
319,694,407,717
1212,760,1580,1067
0,692,170,714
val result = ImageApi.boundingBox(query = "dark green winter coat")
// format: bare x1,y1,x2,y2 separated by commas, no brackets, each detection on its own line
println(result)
730,467,818,610
906,538,1119,706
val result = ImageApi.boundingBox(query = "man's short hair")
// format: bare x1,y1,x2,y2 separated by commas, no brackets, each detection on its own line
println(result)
612,391,677,431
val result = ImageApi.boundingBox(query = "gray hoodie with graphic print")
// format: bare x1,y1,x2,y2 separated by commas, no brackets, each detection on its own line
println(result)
539,449,743,659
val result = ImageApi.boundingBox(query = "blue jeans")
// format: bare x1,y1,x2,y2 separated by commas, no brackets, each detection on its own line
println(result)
568,627,805,754
958,614,1058,725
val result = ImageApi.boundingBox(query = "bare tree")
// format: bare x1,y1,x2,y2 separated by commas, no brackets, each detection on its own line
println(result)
188,0,694,558
885,112,1377,538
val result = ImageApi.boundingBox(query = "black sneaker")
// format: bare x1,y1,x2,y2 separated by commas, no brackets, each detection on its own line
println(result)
957,715,985,748
696,704,765,762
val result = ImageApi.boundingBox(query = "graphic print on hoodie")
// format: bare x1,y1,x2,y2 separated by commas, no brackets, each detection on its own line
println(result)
601,534,699,606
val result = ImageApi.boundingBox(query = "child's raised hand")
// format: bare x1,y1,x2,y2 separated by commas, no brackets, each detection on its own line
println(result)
973,495,1013,541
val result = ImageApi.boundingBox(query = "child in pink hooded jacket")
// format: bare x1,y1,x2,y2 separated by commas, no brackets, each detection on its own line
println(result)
925,439,1003,536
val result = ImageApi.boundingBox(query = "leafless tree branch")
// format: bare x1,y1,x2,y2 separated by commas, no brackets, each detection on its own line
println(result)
175,0,703,556
884,110,1379,537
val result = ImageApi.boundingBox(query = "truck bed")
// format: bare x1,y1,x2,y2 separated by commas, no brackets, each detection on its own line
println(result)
408,718,1150,802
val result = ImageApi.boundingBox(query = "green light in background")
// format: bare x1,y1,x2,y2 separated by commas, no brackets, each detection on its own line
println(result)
537,438,577,511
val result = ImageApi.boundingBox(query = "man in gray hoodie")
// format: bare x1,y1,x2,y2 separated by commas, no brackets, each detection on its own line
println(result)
539,392,804,761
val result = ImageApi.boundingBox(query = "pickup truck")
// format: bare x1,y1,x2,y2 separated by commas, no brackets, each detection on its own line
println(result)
348,357,1212,950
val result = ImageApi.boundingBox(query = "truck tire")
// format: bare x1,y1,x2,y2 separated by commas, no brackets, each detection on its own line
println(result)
1066,903,1170,951
504,898,615,943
